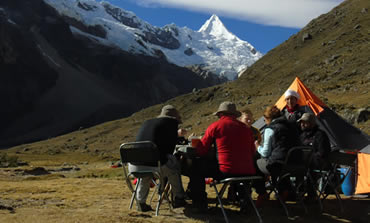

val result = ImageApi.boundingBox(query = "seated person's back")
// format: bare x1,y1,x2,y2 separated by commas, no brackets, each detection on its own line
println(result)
197,113,256,175
129,105,186,211
188,101,257,212
136,117,179,166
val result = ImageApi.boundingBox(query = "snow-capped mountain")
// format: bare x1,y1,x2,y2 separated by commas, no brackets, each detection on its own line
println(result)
44,0,263,80
1,0,223,146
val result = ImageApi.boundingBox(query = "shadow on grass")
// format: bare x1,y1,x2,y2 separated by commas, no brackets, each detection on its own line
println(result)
182,197,370,223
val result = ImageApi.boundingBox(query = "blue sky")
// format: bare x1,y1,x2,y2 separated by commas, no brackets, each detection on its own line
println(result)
103,0,344,54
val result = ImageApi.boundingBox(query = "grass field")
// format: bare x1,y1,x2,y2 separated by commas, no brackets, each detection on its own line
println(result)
1,153,369,223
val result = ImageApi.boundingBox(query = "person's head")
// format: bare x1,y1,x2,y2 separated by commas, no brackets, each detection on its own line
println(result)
158,104,182,123
284,89,300,109
297,113,316,131
263,105,281,125
238,107,254,127
213,101,241,118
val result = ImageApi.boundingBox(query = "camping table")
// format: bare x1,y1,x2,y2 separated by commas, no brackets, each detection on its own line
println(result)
174,145,198,177
330,149,357,165
329,149,357,170
329,149,357,193
175,145,197,156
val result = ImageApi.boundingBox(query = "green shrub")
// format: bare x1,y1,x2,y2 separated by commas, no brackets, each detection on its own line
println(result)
0,153,19,167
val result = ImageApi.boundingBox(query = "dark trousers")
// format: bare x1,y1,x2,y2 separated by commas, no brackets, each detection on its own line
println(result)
257,158,291,192
189,156,266,204
188,156,221,204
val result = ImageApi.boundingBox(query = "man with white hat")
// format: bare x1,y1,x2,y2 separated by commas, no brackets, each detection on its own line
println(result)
188,101,258,212
282,89,310,132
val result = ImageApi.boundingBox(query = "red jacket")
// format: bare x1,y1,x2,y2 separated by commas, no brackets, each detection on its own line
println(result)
195,116,256,175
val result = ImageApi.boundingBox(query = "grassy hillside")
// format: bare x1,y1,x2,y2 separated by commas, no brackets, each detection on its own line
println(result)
5,0,368,159
0,1,369,222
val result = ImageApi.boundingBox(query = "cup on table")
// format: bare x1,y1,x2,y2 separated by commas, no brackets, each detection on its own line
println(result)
189,136,201,148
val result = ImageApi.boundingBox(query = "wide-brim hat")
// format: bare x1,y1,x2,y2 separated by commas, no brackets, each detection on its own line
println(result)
297,113,316,125
213,101,241,117
158,105,182,123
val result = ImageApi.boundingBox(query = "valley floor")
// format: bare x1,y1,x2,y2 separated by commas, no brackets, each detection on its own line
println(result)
0,160,369,223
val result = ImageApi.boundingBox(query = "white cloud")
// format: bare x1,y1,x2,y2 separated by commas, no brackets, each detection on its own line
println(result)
132,0,344,28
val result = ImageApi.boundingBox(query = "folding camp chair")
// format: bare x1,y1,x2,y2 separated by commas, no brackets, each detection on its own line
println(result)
210,175,264,223
313,150,357,213
119,141,172,216
268,146,317,217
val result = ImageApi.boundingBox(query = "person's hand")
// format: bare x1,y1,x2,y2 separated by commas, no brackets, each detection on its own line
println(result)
254,140,260,149
178,128,187,137
187,132,196,141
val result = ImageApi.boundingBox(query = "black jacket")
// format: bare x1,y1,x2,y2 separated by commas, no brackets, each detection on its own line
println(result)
135,117,179,166
282,105,307,123
267,116,301,165
282,105,309,134
299,126,331,169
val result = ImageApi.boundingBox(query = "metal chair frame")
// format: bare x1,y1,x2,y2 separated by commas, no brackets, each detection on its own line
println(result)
268,146,319,217
313,150,356,213
119,141,172,216
210,176,264,223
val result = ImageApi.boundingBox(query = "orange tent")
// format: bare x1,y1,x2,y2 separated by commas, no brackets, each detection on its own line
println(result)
253,77,370,194
355,145,370,194
275,77,326,115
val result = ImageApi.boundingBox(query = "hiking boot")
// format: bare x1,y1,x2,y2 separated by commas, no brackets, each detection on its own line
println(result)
172,198,187,208
137,203,153,212
185,188,192,200
227,186,238,203
191,201,208,214
240,198,249,214
279,190,296,202
256,193,270,208
287,192,296,201
304,193,318,205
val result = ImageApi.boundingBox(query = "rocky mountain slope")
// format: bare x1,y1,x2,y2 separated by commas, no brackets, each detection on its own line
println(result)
0,0,227,147
3,0,370,154
44,0,262,80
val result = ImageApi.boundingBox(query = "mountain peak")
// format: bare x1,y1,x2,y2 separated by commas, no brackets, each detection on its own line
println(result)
199,14,235,39
43,0,262,80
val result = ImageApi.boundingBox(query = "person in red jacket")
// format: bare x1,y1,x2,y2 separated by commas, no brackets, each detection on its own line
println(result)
188,101,257,212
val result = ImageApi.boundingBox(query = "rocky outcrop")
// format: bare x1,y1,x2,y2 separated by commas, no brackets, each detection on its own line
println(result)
102,2,141,28
140,29,181,50
0,0,217,147
186,65,228,85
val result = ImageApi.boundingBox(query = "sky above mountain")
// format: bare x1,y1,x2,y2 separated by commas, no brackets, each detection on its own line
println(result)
102,0,344,53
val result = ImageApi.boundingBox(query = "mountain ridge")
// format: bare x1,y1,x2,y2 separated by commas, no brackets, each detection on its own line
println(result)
2,0,369,152
0,0,227,147
44,0,262,80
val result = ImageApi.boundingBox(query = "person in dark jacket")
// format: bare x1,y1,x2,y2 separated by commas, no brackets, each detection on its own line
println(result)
281,89,306,123
255,105,301,200
128,105,186,211
298,113,332,200
298,113,331,170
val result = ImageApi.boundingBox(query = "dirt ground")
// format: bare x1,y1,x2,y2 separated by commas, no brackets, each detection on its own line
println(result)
0,160,369,223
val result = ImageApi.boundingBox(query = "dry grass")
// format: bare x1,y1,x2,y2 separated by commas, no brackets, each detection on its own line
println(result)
0,156,369,223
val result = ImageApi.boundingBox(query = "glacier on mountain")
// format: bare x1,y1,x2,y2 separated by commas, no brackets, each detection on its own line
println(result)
44,0,263,80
